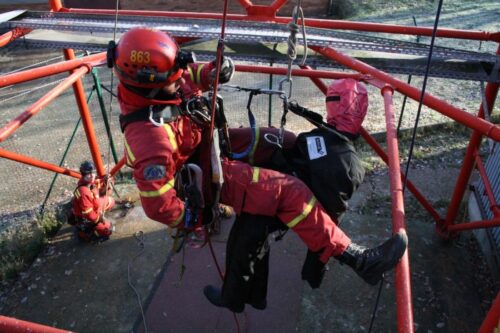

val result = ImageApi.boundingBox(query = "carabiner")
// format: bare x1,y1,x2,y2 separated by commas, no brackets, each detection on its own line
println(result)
279,77,293,99
263,132,282,149
148,106,164,127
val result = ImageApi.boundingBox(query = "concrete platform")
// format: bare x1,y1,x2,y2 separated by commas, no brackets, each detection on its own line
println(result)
135,217,306,333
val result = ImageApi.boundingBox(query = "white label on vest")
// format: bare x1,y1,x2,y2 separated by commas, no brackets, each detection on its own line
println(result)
306,136,327,160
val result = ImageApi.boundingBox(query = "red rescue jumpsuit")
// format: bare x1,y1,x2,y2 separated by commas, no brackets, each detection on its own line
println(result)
72,178,115,237
119,63,351,264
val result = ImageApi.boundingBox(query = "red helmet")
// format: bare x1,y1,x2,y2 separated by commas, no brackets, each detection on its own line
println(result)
113,27,183,88
326,79,368,135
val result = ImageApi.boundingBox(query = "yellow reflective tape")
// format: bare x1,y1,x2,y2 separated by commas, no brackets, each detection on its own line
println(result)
196,64,205,84
124,139,136,164
248,127,261,165
139,178,175,198
171,209,185,228
163,124,178,152
286,196,317,229
74,189,81,199
82,207,93,214
187,66,194,83
105,197,113,210
252,167,260,183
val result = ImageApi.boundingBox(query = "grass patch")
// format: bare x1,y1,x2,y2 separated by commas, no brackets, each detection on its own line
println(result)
0,208,66,283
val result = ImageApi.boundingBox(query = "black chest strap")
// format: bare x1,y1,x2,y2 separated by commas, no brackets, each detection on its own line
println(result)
119,105,165,132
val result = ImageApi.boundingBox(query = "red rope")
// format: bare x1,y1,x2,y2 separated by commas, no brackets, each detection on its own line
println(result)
205,1,242,331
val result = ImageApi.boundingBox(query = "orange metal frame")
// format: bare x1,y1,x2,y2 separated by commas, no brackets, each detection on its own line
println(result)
0,0,498,332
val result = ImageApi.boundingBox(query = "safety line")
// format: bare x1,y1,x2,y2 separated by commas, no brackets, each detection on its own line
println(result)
402,0,444,195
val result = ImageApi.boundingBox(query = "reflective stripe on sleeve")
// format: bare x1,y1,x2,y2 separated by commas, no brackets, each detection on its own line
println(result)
82,207,93,214
252,167,260,183
286,196,317,229
196,64,205,85
187,66,195,83
139,178,175,198
74,189,81,199
124,139,136,164
171,209,185,228
163,123,178,152
248,127,261,165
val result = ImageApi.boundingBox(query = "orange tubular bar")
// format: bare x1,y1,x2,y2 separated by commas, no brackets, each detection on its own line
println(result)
359,128,443,223
381,86,414,333
0,315,72,333
444,46,500,230
447,219,500,232
49,0,63,11
478,293,500,333
0,66,89,142
474,153,500,216
312,46,500,142
0,148,80,179
110,157,126,177
0,53,106,88
62,49,105,177
235,64,365,80
0,28,32,48
60,8,500,42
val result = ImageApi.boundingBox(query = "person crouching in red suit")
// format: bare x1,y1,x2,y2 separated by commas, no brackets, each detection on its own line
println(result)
71,160,115,243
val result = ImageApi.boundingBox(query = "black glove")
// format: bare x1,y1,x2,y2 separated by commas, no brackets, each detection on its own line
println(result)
301,249,328,289
209,56,235,84
186,96,211,126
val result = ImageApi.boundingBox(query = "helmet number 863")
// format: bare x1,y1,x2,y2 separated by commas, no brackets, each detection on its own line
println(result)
130,50,151,64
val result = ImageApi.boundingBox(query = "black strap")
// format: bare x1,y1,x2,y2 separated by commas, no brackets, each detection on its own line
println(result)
325,95,340,102
119,105,166,132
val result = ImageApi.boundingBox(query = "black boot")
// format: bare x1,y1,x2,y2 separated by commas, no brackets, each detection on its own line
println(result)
203,285,244,313
335,231,408,285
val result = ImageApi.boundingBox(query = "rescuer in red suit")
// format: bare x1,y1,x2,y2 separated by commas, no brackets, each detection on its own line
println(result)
110,27,407,312
71,160,115,242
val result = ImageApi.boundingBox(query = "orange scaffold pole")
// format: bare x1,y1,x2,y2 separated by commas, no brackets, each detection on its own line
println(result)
0,66,90,142
0,148,80,178
381,85,414,333
235,64,365,80
0,315,72,333
300,67,414,332
61,49,106,177
444,45,500,232
50,0,106,177
0,52,106,88
0,28,32,48
311,46,500,142
478,292,500,333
